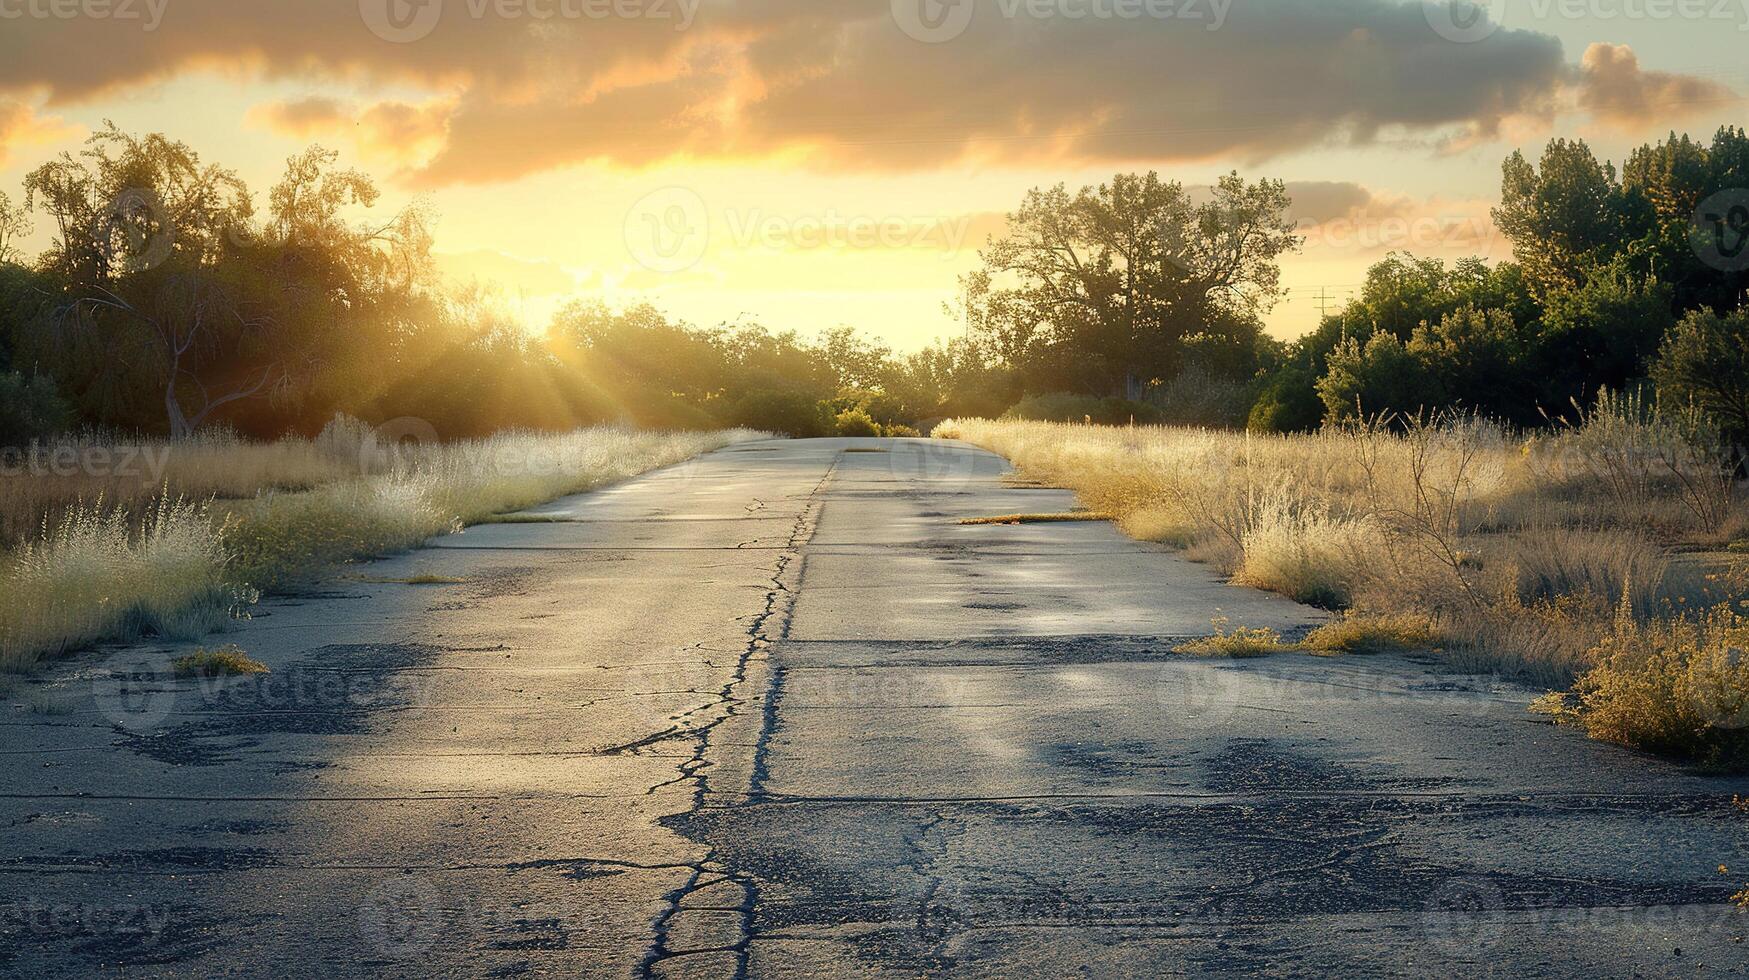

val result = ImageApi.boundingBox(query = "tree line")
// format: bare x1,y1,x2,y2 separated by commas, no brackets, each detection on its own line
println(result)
1,123,1745,449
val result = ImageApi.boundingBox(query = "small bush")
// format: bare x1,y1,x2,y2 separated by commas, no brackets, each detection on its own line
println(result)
1148,365,1253,429
174,644,270,678
1537,609,1749,770
0,495,241,671
1236,489,1376,609
1652,307,1749,453
834,408,881,437
1248,366,1325,434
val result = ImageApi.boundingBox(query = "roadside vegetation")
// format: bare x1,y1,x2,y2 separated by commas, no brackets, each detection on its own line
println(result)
173,645,270,678
938,413,1749,769
4,119,1749,768
0,423,758,672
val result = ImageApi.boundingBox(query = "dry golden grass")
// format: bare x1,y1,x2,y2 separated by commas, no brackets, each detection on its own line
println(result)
0,432,353,547
1,422,763,671
1533,607,1749,770
1302,613,1440,656
1175,620,1290,658
959,512,1113,525
174,644,270,678
940,412,1749,766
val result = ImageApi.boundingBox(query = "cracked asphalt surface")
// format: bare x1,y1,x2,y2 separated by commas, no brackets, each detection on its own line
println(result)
4,437,1748,978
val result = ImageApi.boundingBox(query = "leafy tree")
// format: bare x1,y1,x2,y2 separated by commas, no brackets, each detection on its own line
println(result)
966,171,1298,395
818,326,895,392
1536,257,1672,411
0,192,30,265
1408,307,1532,425
25,123,252,282
23,127,266,436
1651,307,1749,453
884,336,1016,421
1495,139,1634,299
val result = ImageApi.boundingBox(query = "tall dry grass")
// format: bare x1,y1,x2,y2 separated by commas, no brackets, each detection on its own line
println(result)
940,407,1749,766
0,432,354,547
0,421,762,671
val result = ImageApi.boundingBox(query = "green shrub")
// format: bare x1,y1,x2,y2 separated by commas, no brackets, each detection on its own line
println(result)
729,390,831,438
1248,366,1324,434
0,371,70,447
1652,307,1749,453
834,408,881,437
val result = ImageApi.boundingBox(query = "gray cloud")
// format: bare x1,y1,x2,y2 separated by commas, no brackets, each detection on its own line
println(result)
0,0,1731,184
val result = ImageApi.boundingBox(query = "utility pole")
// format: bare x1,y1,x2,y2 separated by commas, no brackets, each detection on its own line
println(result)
1305,286,1354,340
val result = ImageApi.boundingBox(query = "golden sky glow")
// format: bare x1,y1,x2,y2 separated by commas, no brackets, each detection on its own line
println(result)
0,0,1744,349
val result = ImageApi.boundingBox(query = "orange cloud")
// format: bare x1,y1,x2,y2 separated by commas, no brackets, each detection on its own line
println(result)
0,99,78,165
1575,43,1740,129
248,96,351,137
251,96,451,165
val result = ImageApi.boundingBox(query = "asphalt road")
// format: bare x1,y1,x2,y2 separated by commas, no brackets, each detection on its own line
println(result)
3,437,1748,978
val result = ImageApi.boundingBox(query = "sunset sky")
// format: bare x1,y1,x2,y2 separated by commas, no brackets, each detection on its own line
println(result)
0,0,1743,350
